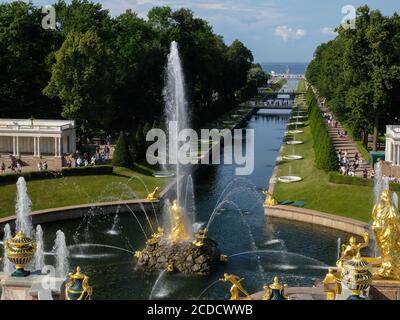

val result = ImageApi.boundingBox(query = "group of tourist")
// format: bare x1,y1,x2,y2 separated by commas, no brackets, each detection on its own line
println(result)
67,145,111,168
337,150,367,177
0,157,22,174
37,161,48,171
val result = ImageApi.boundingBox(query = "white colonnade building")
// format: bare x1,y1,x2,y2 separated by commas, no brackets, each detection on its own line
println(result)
385,125,400,166
0,118,76,169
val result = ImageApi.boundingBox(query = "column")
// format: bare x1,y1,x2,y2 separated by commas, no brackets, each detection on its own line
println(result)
12,136,16,156
54,137,58,157
58,136,61,156
16,136,19,156
391,142,394,163
33,136,37,156
395,144,399,166
37,137,41,157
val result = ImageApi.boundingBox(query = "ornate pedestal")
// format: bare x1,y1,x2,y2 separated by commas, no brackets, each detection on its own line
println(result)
0,272,66,300
369,279,400,300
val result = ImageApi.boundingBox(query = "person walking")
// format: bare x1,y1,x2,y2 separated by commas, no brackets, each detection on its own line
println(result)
1,162,5,173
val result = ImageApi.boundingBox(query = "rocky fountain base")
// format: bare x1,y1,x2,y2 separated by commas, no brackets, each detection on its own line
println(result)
135,229,222,276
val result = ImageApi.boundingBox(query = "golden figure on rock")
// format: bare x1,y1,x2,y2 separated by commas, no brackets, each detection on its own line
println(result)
372,189,400,280
336,232,369,273
146,187,160,201
220,273,253,300
263,191,278,207
168,200,190,243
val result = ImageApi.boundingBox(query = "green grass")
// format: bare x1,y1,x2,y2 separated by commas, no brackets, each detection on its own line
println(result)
274,104,374,223
296,79,306,93
0,166,169,218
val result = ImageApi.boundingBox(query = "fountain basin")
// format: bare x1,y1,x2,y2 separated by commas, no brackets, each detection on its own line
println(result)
287,130,304,134
291,116,307,119
286,141,304,145
283,155,304,161
278,176,303,183
152,171,175,178
288,122,305,126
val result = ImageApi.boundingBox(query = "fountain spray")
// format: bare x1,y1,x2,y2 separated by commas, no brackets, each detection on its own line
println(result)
35,225,45,272
15,177,33,237
2,224,14,274
53,230,70,278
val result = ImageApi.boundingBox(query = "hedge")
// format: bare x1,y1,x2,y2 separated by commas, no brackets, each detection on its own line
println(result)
0,165,114,185
328,171,400,192
307,87,338,172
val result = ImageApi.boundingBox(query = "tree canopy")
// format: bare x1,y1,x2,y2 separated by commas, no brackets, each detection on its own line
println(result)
306,5,400,151
0,0,267,138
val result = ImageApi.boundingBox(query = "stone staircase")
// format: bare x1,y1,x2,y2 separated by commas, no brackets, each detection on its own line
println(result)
311,87,372,177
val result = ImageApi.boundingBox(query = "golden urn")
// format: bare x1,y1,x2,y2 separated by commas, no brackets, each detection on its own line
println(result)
65,266,93,300
341,253,372,300
5,231,37,277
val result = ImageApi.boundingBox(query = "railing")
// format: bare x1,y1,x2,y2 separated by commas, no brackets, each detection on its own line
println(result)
0,124,73,132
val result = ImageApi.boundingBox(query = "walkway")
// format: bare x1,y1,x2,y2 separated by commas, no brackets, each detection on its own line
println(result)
311,86,372,177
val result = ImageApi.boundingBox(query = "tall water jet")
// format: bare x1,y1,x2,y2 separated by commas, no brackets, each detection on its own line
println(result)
164,41,190,203
2,224,14,274
35,225,45,272
15,177,33,237
184,175,196,225
53,230,69,278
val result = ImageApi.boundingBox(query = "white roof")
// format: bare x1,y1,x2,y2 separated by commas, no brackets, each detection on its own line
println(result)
0,118,75,134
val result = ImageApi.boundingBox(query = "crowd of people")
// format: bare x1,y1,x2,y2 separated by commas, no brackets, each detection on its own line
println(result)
66,145,111,168
0,157,23,174
0,143,112,175
337,150,368,177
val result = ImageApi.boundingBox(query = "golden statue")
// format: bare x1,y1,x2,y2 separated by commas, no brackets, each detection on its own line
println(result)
147,187,160,201
323,268,340,300
220,273,253,300
168,200,190,243
372,189,400,280
263,191,278,207
336,232,369,273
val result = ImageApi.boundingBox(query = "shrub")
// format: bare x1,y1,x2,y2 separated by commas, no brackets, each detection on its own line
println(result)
328,171,400,192
0,165,113,185
307,87,337,172
112,132,133,168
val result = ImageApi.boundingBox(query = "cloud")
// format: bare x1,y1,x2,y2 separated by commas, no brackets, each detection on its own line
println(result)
275,25,306,41
320,27,338,36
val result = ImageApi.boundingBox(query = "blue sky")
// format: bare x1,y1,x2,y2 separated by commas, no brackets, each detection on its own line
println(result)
10,0,400,62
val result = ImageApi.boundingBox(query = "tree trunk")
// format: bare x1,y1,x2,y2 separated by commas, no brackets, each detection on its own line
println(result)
362,129,369,149
373,113,380,151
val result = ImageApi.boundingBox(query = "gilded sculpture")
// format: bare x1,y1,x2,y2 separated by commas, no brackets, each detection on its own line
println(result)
146,187,160,201
336,232,369,273
220,273,253,300
263,191,278,207
168,200,190,243
372,189,400,280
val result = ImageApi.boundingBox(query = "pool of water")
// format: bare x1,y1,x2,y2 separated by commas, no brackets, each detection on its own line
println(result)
37,81,352,299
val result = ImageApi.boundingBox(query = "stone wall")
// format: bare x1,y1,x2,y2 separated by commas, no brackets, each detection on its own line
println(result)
264,205,369,236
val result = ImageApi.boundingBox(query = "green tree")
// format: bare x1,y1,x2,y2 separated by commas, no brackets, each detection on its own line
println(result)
0,1,60,118
113,132,132,167
44,30,115,137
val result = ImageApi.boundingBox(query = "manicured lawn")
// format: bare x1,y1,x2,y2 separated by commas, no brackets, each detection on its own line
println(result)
296,79,306,93
273,103,374,222
0,166,169,218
